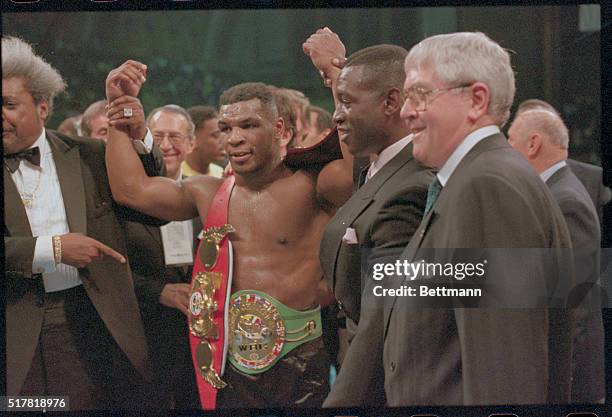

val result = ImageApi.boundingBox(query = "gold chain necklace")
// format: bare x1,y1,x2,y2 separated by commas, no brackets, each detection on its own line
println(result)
19,167,43,209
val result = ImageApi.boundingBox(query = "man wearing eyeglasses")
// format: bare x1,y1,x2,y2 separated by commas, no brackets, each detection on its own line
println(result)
303,29,434,407
146,105,194,180
124,104,201,408
383,32,575,405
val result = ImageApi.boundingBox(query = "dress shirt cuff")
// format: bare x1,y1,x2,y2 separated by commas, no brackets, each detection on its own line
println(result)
32,236,57,274
132,129,153,154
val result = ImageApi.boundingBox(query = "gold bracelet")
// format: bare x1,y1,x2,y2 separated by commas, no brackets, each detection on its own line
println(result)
52,235,62,264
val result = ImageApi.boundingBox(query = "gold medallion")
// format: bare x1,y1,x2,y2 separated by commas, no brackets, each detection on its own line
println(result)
199,224,235,268
189,271,222,338
228,293,286,372
195,340,227,389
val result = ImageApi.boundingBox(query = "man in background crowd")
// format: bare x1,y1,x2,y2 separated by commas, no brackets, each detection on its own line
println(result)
184,105,225,178
56,114,81,137
298,105,334,149
508,107,604,403
515,98,611,227
126,104,201,408
271,87,299,156
275,87,311,147
81,99,109,141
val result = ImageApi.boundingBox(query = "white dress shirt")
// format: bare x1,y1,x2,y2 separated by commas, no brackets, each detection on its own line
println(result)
10,128,154,292
11,129,81,292
540,160,567,183
365,135,413,182
437,125,501,186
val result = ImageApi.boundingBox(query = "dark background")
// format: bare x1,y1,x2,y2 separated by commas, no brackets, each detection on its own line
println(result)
2,4,602,164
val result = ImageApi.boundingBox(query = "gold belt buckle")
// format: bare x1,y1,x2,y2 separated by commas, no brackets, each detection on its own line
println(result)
229,293,286,372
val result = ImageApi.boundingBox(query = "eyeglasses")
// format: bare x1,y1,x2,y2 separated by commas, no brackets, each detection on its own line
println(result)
152,131,189,146
401,83,472,112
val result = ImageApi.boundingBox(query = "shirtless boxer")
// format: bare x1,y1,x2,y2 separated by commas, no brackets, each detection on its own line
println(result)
103,61,352,408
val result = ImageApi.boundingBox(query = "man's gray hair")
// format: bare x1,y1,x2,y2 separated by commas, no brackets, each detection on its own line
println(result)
405,32,515,127
2,36,66,117
517,109,569,149
81,100,107,137
146,104,196,137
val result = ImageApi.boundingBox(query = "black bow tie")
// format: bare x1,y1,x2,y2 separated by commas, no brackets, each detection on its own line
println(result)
4,147,41,173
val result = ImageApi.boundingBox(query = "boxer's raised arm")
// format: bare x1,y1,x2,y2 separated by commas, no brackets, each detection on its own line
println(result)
104,61,198,221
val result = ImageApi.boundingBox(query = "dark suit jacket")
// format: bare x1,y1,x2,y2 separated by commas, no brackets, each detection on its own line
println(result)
126,215,202,319
320,142,434,406
547,165,605,403
383,133,574,406
4,130,164,395
124,217,201,405
566,158,611,227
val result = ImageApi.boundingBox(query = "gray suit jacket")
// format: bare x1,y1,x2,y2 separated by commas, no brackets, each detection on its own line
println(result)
566,158,611,227
547,165,605,403
383,133,574,406
4,130,164,395
321,142,434,406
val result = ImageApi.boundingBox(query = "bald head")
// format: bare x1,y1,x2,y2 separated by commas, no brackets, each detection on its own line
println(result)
508,109,569,173
516,99,560,117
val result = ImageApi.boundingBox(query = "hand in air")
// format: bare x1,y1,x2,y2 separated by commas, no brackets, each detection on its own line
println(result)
106,60,148,102
106,95,147,141
302,27,347,87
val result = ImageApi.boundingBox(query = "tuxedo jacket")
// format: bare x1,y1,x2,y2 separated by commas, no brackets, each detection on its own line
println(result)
547,165,604,403
383,134,574,406
4,130,164,395
320,142,433,406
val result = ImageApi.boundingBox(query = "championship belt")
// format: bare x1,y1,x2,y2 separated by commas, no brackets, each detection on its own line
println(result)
284,127,342,170
188,175,235,410
228,290,323,375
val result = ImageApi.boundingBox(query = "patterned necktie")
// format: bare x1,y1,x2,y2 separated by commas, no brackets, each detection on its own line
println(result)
4,147,41,173
424,177,442,214
357,166,369,189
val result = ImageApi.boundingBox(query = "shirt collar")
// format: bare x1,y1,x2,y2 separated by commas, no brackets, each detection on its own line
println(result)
28,128,49,164
173,166,184,182
437,125,500,186
541,159,567,183
367,134,413,180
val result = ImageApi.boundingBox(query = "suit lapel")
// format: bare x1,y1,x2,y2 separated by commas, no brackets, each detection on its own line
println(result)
383,133,509,338
328,143,415,281
47,132,87,234
383,208,437,337
357,143,414,200
4,166,33,236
